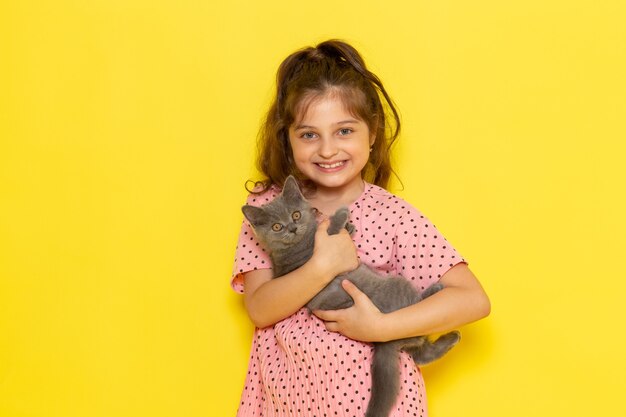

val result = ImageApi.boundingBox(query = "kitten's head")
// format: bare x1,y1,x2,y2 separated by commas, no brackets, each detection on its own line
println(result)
242,176,315,251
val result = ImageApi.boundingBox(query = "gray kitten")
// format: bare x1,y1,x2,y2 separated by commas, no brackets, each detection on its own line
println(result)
242,176,460,417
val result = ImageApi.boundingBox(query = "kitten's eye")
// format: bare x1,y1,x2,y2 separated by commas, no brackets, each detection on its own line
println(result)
272,223,283,232
292,211,301,221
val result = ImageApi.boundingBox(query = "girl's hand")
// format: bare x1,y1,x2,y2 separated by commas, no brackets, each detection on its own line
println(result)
313,280,386,342
310,220,359,278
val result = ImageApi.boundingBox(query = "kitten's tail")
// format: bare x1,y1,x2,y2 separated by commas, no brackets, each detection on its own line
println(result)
365,341,401,417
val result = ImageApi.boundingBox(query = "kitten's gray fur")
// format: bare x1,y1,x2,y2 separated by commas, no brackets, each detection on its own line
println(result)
242,176,460,417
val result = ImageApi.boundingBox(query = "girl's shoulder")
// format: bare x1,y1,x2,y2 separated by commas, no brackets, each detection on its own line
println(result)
359,182,421,217
244,183,281,207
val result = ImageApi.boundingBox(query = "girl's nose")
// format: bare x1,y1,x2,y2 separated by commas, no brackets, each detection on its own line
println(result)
318,137,338,158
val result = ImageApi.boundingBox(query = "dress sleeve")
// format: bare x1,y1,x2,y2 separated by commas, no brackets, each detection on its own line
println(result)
230,189,277,294
393,205,466,292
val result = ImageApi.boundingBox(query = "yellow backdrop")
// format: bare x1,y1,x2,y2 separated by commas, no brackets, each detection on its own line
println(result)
1,1,625,416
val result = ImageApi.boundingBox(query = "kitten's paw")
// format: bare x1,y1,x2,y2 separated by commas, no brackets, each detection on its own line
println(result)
328,207,350,235
438,331,461,346
409,331,462,365
421,283,444,299
333,207,350,222
345,222,356,235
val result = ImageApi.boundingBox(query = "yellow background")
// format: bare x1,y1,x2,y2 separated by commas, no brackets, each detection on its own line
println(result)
1,1,625,416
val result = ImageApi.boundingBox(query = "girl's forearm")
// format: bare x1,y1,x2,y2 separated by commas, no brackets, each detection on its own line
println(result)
377,284,491,342
311,264,490,343
374,264,491,342
244,259,335,329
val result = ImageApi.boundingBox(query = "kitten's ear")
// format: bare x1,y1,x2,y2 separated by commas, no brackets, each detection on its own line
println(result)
282,175,304,203
242,205,269,227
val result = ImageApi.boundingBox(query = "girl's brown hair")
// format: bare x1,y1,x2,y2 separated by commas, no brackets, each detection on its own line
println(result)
250,39,401,193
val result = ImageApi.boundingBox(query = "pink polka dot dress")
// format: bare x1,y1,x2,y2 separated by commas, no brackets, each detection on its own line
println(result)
231,182,465,417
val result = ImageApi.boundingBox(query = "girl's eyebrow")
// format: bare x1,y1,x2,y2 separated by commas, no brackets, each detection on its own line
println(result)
294,119,359,130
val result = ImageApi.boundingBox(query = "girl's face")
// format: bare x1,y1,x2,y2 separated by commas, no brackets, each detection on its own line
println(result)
288,94,374,198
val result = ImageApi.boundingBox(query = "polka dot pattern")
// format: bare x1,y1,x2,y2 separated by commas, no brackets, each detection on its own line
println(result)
231,183,465,417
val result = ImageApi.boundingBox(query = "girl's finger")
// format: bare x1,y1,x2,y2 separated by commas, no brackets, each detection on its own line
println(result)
324,321,339,333
341,280,365,300
316,219,330,233
313,309,339,321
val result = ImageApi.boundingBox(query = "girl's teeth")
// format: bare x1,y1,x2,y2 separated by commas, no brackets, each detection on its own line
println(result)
318,162,344,168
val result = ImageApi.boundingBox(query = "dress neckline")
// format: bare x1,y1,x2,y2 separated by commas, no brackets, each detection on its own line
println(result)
311,182,372,218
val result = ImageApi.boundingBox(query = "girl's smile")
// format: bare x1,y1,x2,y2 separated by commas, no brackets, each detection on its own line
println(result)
288,94,374,203
316,161,346,170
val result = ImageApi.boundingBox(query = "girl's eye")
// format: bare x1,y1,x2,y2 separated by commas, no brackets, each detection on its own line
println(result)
272,223,283,231
292,211,301,221
338,128,353,136
301,132,317,140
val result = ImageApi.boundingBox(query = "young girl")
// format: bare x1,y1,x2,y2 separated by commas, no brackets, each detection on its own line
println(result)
231,40,490,417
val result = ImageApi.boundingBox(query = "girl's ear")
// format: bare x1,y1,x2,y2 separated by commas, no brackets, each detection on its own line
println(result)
282,176,304,202
242,205,269,227
369,120,377,147
369,134,376,154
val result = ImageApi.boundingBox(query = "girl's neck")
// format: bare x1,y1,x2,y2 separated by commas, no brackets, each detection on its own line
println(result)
306,178,365,215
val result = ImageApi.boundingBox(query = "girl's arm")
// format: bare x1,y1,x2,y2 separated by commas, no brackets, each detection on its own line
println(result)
243,220,359,329
314,263,490,342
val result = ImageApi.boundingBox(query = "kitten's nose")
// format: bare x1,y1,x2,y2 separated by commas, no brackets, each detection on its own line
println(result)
288,224,298,233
